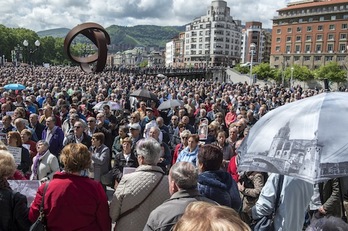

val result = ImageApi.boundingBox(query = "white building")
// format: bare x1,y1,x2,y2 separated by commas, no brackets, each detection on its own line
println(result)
184,0,242,68
165,41,175,67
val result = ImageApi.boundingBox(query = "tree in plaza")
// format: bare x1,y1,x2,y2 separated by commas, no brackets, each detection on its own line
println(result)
252,62,279,81
314,62,346,84
283,65,313,82
234,64,249,74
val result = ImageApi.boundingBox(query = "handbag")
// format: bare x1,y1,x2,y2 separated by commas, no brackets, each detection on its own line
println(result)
29,182,50,231
252,175,284,231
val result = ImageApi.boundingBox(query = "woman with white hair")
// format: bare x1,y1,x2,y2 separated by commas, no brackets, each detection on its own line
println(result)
0,150,31,230
30,140,60,182
110,138,170,231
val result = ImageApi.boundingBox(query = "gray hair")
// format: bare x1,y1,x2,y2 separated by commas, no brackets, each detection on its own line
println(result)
170,162,198,190
136,138,161,165
36,140,50,150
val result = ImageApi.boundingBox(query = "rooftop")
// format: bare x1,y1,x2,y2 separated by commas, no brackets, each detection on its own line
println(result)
278,0,348,11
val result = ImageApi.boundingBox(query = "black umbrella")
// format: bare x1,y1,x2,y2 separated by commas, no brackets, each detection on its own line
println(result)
129,88,158,101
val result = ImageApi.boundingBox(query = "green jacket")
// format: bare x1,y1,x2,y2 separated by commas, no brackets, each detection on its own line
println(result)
319,178,341,217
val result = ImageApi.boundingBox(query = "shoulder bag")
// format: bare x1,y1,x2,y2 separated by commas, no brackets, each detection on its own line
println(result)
118,173,164,220
30,182,50,231
252,175,284,231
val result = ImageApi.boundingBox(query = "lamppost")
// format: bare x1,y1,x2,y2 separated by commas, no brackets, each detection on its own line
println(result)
23,39,40,66
249,43,256,85
290,66,294,88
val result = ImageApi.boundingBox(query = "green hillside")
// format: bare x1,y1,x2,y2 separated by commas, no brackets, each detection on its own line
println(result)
37,25,185,50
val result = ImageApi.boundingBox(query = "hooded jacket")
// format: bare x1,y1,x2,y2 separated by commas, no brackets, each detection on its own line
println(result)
198,170,241,211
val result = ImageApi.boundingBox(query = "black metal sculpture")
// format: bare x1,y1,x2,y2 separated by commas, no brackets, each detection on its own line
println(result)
64,22,110,73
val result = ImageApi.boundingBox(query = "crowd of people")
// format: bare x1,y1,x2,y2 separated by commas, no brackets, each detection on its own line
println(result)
0,65,347,231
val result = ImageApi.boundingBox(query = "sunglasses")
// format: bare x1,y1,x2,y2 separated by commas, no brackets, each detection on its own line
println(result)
87,120,95,123
74,126,81,129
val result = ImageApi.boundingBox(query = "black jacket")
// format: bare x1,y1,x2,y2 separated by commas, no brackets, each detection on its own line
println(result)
0,188,31,231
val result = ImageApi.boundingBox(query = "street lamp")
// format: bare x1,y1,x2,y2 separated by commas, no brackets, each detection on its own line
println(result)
23,39,40,66
249,43,256,85
290,66,294,88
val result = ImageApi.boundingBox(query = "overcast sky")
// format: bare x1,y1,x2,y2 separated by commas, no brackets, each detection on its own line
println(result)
1,0,291,32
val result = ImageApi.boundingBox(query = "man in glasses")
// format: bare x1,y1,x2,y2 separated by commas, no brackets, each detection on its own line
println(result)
63,121,92,149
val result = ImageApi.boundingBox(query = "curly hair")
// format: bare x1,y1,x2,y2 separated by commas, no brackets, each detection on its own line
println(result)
0,150,16,179
60,143,91,173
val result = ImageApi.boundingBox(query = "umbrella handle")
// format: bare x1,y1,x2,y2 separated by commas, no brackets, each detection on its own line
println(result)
339,178,348,223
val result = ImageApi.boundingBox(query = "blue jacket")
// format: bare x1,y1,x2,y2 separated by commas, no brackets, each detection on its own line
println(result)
176,146,199,166
198,170,241,211
42,126,64,158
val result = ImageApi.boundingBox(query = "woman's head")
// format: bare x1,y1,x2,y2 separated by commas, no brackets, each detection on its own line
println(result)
60,143,91,173
198,144,223,171
0,150,16,179
118,125,129,138
173,201,250,231
122,137,132,153
36,140,49,154
92,132,105,147
136,138,161,165
188,134,199,151
20,129,32,143
180,130,191,146
7,131,22,147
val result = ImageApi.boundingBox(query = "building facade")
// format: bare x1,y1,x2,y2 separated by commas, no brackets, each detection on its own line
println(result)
270,0,348,70
241,21,270,64
184,0,242,68
165,32,185,68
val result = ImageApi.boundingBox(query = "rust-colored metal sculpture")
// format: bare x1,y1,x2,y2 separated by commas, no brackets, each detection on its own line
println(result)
64,22,110,73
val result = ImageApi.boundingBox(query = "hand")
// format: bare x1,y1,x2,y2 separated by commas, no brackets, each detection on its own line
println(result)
318,206,327,215
237,182,245,192
114,180,119,190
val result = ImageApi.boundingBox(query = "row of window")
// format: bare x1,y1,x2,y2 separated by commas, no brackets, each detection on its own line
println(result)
276,23,348,34
276,14,348,25
275,43,348,53
187,31,241,37
275,56,346,62
186,50,240,56
276,33,348,42
279,4,348,17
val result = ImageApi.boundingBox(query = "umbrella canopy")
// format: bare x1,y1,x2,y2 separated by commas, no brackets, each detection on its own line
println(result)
238,92,348,184
92,101,121,111
129,88,158,101
4,83,26,90
157,74,167,79
157,99,184,111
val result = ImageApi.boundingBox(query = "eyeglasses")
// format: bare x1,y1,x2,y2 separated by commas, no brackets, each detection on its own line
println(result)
181,137,188,140
131,117,136,119
74,126,81,129
87,120,95,123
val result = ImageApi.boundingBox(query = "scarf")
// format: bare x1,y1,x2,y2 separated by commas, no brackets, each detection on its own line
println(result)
0,178,10,189
31,150,48,180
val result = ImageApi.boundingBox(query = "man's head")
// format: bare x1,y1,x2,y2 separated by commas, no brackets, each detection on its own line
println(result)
146,107,154,118
14,118,26,132
2,115,11,127
129,123,141,138
136,138,161,166
156,117,164,127
169,162,198,195
87,117,96,129
96,113,105,124
149,126,160,141
45,116,56,130
74,121,85,137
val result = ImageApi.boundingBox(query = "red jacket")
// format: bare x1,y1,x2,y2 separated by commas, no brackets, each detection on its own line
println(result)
227,155,239,183
29,172,111,231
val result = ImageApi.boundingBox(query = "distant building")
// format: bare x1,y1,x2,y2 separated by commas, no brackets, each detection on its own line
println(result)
241,21,271,64
270,0,348,70
165,32,185,68
183,0,242,68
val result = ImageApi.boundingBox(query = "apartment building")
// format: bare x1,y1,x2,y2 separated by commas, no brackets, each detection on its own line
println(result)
183,0,242,68
271,0,348,70
241,21,271,64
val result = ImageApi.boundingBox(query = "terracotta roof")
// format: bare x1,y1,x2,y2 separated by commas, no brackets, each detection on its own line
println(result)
278,0,348,12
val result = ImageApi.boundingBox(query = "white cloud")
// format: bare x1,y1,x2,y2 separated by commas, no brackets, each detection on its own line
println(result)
0,0,288,31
